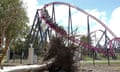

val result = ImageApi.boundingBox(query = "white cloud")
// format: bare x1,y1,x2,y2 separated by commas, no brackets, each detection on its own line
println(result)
45,5,107,35
108,7,120,37
22,0,42,25
85,9,107,33
22,0,120,38
86,9,107,23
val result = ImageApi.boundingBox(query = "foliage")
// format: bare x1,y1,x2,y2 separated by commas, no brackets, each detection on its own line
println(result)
80,35,92,44
80,35,93,58
0,0,29,62
0,0,29,44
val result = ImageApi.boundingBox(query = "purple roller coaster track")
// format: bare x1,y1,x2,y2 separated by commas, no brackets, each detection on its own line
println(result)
29,2,120,58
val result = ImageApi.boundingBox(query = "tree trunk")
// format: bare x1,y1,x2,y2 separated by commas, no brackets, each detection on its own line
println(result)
0,38,10,64
0,28,6,49
0,36,1,48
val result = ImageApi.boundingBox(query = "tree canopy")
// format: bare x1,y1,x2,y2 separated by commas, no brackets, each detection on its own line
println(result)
0,0,29,63
0,0,28,40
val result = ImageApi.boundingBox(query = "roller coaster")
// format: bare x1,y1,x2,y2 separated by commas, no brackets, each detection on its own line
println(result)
28,1,120,58
0,1,120,72
1,1,120,66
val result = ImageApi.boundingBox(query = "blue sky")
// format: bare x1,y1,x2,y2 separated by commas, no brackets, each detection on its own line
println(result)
23,0,120,37
38,0,120,10
38,0,120,19
37,0,120,37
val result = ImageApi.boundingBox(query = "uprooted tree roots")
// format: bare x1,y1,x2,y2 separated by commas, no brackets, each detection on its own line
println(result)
42,36,77,72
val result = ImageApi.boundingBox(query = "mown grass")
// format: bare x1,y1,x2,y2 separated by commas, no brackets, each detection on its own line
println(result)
80,60,120,65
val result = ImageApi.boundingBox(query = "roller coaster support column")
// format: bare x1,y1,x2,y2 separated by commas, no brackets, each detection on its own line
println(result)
51,4,57,37
107,48,110,66
28,44,34,64
87,16,95,66
68,5,73,46
105,30,110,66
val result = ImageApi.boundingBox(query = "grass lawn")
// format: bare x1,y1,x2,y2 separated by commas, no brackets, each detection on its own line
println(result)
80,60,120,65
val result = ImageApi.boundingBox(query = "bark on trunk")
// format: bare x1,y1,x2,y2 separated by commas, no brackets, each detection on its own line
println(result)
0,38,10,64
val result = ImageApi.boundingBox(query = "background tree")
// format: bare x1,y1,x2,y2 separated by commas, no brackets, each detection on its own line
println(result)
0,0,29,63
80,35,92,59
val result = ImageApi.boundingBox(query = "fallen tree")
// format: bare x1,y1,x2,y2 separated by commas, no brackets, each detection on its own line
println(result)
0,37,78,72
42,36,77,72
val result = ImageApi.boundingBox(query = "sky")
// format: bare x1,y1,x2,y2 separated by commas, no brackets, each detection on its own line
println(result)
22,0,120,38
